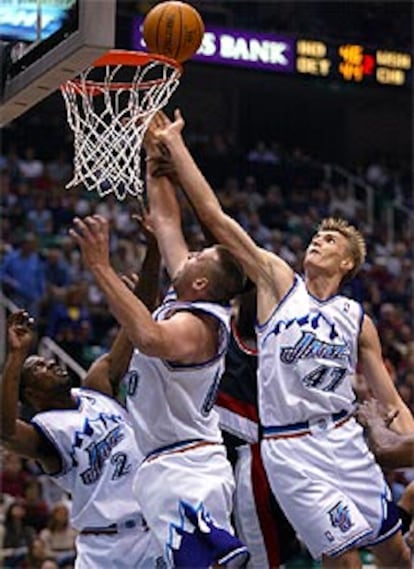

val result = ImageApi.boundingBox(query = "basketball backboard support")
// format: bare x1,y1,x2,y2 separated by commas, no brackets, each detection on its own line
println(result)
0,0,116,126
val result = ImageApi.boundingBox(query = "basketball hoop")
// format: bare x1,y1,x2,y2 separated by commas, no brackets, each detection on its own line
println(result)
61,50,182,201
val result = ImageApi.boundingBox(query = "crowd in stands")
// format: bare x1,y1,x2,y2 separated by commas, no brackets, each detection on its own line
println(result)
1,124,413,566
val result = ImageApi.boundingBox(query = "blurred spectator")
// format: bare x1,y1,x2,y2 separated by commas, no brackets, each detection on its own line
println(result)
245,210,272,247
1,453,32,499
45,282,92,366
43,248,73,303
1,501,35,569
27,198,53,240
247,140,278,164
46,151,72,185
21,537,51,569
329,183,362,221
17,147,44,180
111,239,138,275
22,479,50,533
0,233,46,317
39,559,59,569
39,504,77,567
258,185,287,229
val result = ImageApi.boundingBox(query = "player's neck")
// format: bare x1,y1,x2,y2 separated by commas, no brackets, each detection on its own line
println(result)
305,274,340,300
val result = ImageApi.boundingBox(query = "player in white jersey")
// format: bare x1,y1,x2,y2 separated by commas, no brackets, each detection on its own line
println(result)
150,108,414,568
69,137,249,565
1,238,164,568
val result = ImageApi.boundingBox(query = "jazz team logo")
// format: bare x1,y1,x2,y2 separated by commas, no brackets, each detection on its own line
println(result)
328,501,353,533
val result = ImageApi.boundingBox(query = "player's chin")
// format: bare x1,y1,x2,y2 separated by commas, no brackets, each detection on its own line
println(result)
57,375,73,392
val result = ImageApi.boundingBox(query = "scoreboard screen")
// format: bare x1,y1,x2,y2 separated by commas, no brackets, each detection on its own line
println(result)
296,39,411,87
132,18,412,89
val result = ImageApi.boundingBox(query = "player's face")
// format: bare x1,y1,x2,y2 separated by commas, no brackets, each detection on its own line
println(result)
23,356,71,398
304,230,352,276
173,247,220,294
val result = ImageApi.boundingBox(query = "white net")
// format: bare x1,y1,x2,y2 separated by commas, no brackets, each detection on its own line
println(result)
61,51,181,201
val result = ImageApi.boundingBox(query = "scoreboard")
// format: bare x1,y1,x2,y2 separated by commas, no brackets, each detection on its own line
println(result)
132,19,412,89
296,39,411,87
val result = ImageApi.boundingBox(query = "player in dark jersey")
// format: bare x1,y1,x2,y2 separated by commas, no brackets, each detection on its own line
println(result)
216,287,300,568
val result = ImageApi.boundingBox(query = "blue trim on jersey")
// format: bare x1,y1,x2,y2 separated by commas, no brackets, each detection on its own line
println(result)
145,438,203,460
324,527,373,558
306,285,342,304
218,546,250,565
159,307,230,370
78,387,128,412
366,495,402,546
262,409,350,437
357,302,365,338
256,275,299,332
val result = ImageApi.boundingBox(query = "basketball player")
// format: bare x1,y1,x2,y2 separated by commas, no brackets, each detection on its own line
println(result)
149,109,414,568
69,168,249,565
216,287,300,568
358,397,414,468
0,237,164,569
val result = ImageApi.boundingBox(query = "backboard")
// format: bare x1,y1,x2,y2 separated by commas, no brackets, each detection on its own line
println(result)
0,0,116,126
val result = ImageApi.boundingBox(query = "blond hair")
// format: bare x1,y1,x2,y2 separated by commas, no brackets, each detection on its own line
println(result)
317,217,366,280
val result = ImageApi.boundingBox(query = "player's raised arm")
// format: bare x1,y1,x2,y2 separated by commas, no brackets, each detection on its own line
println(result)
144,120,188,279
0,312,60,472
153,110,294,299
70,215,218,363
83,226,161,396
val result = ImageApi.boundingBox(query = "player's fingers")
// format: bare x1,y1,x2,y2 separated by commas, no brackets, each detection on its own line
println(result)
121,274,139,290
153,111,165,129
90,214,108,227
8,309,25,324
72,217,94,240
385,409,399,427
19,311,35,327
88,215,108,232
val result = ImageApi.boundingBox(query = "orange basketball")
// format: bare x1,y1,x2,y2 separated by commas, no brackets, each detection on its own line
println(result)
143,1,205,63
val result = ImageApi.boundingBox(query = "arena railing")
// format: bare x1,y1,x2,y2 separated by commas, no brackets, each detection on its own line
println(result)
327,164,374,232
327,164,413,246
385,202,414,246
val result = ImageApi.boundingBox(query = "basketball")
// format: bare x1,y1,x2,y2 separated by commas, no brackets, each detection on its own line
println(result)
143,1,205,63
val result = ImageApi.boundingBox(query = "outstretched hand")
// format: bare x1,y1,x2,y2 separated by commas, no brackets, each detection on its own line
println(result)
69,215,110,271
7,310,35,353
151,109,185,147
357,398,399,428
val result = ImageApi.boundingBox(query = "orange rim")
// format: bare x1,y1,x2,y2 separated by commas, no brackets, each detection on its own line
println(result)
60,50,182,94
92,49,182,71
62,77,175,95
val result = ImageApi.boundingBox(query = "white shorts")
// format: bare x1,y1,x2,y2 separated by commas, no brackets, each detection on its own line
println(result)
133,442,249,567
75,524,164,568
261,416,401,560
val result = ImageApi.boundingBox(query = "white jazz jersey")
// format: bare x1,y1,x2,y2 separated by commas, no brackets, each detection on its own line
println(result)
125,296,231,457
257,275,401,559
32,388,143,531
257,275,362,427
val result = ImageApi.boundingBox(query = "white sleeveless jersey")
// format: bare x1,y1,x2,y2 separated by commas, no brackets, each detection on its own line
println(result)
257,275,363,427
32,388,143,531
125,296,231,457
